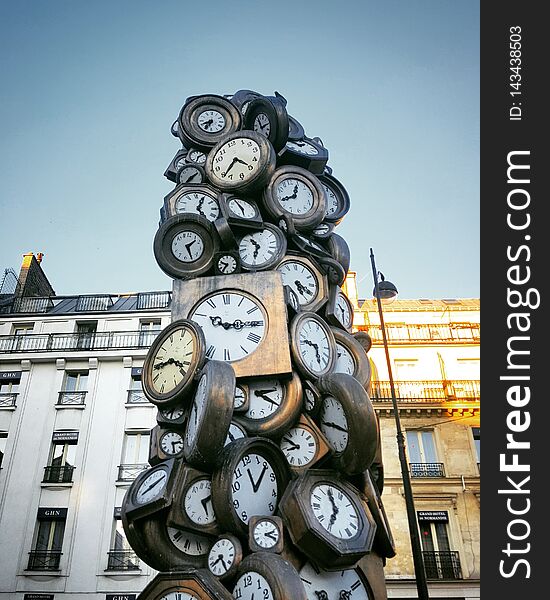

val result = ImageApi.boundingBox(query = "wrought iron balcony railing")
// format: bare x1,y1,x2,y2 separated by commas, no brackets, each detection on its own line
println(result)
422,550,462,579
365,323,480,344
57,391,87,405
0,392,17,408
106,549,141,571
126,389,149,404
370,380,480,403
117,463,149,481
0,330,159,354
76,295,114,312
137,291,171,310
26,550,62,571
43,465,76,483
410,463,445,478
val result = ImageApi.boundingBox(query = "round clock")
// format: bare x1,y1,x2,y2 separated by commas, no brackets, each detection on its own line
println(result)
277,255,328,313
188,289,267,364
136,569,234,600
289,312,336,381
317,373,378,475
159,428,185,460
178,94,242,151
219,193,264,229
233,371,302,439
211,437,291,535
153,213,219,279
184,360,235,471
207,534,243,581
165,184,220,223
279,136,329,175
248,515,285,553
177,164,206,186
262,166,327,231
156,403,187,429
232,552,307,600
318,173,351,225
186,147,208,165
302,379,322,418
233,383,249,413
213,250,241,276
331,328,372,389
299,562,373,600
325,286,354,332
279,413,332,473
238,223,287,271
205,130,276,195
142,319,206,407
243,95,289,152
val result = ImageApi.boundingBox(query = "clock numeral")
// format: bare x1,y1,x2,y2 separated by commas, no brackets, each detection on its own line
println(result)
247,332,261,344
351,580,362,591
206,298,216,309
223,293,231,305
224,348,231,361
206,345,216,358
246,305,259,314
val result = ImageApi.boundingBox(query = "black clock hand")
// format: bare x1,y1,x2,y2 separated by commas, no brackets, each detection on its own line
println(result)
295,280,313,297
196,195,205,216
265,531,278,541
234,199,247,214
302,339,321,364
327,486,339,516
185,240,196,258
201,118,214,129
314,592,329,600
234,157,250,167
222,157,238,177
322,421,348,433
282,437,300,450
141,477,164,496
171,441,181,453
250,237,261,259
201,494,211,516
184,172,199,183
249,465,268,493
279,185,299,203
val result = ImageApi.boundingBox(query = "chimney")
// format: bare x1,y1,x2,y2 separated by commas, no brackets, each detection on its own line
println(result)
16,252,56,298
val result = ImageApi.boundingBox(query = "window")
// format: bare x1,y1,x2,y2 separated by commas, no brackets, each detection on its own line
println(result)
406,430,444,477
139,320,161,347
11,323,34,351
127,369,147,404
0,433,7,468
44,433,78,483
58,370,88,405
27,509,67,571
0,373,20,407
472,427,480,470
76,321,97,350
418,512,462,579
106,509,140,570
118,431,150,480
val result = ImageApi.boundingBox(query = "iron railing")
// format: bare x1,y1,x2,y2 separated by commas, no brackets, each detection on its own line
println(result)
410,463,445,478
27,550,62,571
12,297,54,313
422,550,462,579
43,465,75,483
76,295,114,312
365,323,480,344
117,463,149,481
0,392,17,408
137,291,171,309
126,389,149,404
106,549,140,571
370,380,480,403
57,391,87,405
0,330,159,353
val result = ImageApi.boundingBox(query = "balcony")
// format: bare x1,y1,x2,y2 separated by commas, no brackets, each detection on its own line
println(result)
117,463,149,481
76,295,114,312
27,550,62,571
43,465,75,483
365,323,480,345
370,380,480,403
126,389,149,404
57,391,87,406
0,330,159,354
137,291,171,310
0,392,17,408
422,550,462,579
410,463,445,478
106,549,141,571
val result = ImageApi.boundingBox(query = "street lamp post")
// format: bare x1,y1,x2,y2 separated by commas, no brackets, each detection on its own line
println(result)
369,248,430,600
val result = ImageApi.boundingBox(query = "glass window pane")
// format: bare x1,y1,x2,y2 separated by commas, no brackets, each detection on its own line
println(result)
421,431,438,462
51,521,65,551
137,434,150,463
419,522,434,552
435,522,450,551
123,434,137,463
406,431,422,463
35,521,51,551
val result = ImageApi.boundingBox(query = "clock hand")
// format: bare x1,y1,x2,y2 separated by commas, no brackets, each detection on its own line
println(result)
185,240,196,258
250,237,261,259
201,118,214,129
184,172,199,183
294,280,313,297
282,437,300,450
234,199,247,214
314,592,329,600
327,486,339,515
234,157,250,167
171,440,181,453
201,494,211,516
249,464,268,493
279,186,299,203
222,157,238,177
196,195,205,216
302,339,321,363
265,531,278,541
339,591,353,600
322,421,348,433
141,477,164,496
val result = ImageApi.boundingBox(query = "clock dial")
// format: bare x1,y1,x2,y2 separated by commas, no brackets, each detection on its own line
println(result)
336,292,353,329
298,317,332,373
334,343,356,376
160,593,197,600
286,140,318,155
239,228,279,269
319,395,349,453
160,430,184,456
135,469,168,504
171,230,205,262
279,261,319,307
216,253,238,274
233,572,274,600
231,453,278,524
184,478,216,526
276,178,314,215
187,148,207,164
254,112,271,136
304,388,317,412
299,562,371,600
189,291,267,362
208,537,238,577
244,379,284,420
167,526,211,557
322,183,340,217
212,138,261,184
151,326,196,395
310,483,360,540
178,165,204,185
175,191,220,222
159,405,185,421
234,385,247,410
280,426,317,468
224,421,247,446
175,155,187,171
228,197,257,219
198,109,226,132
253,519,280,549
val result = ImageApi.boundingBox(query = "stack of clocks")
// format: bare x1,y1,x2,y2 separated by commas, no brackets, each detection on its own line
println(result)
122,90,395,600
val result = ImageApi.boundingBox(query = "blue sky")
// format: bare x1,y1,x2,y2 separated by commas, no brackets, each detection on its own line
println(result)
0,1,479,299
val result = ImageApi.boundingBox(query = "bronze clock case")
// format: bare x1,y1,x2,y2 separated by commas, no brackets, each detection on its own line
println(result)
136,569,233,600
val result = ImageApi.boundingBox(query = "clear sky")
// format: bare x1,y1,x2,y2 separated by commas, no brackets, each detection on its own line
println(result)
0,0,479,300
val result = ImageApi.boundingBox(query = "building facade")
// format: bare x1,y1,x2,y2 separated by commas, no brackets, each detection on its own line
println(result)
0,257,479,600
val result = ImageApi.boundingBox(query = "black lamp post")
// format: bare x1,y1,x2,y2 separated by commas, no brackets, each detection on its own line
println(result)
369,247,430,600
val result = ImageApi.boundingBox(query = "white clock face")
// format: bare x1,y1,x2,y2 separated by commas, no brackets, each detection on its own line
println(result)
160,430,184,456
322,183,340,216
198,109,225,132
171,230,205,262
159,405,185,421
239,228,280,268
280,426,317,468
304,388,316,412
279,261,319,306
208,537,236,576
211,138,261,185
175,192,220,222
231,453,278,523
300,563,371,600
175,156,187,170
310,483,360,540
178,166,202,185
234,385,247,410
286,140,318,155
224,422,247,447
217,254,237,274
135,468,168,504
320,396,349,453
228,197,256,219
233,572,273,600
334,343,355,376
151,327,196,394
160,592,198,600
184,478,216,525
254,112,271,136
297,317,333,373
276,178,314,215
167,526,211,556
188,149,207,164
244,379,284,420
189,291,267,362
336,292,353,328
253,519,280,548
186,374,208,445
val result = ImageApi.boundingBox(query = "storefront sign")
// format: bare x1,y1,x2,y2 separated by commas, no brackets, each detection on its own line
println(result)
0,371,21,380
24,595,55,600
37,507,68,520
52,431,79,444
131,367,142,377
417,510,449,522
106,595,137,600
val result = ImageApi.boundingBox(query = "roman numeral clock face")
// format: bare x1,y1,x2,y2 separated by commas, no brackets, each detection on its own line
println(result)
151,327,196,395
189,292,266,362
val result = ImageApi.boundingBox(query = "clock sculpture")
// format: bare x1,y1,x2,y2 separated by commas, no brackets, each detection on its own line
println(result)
122,89,394,600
